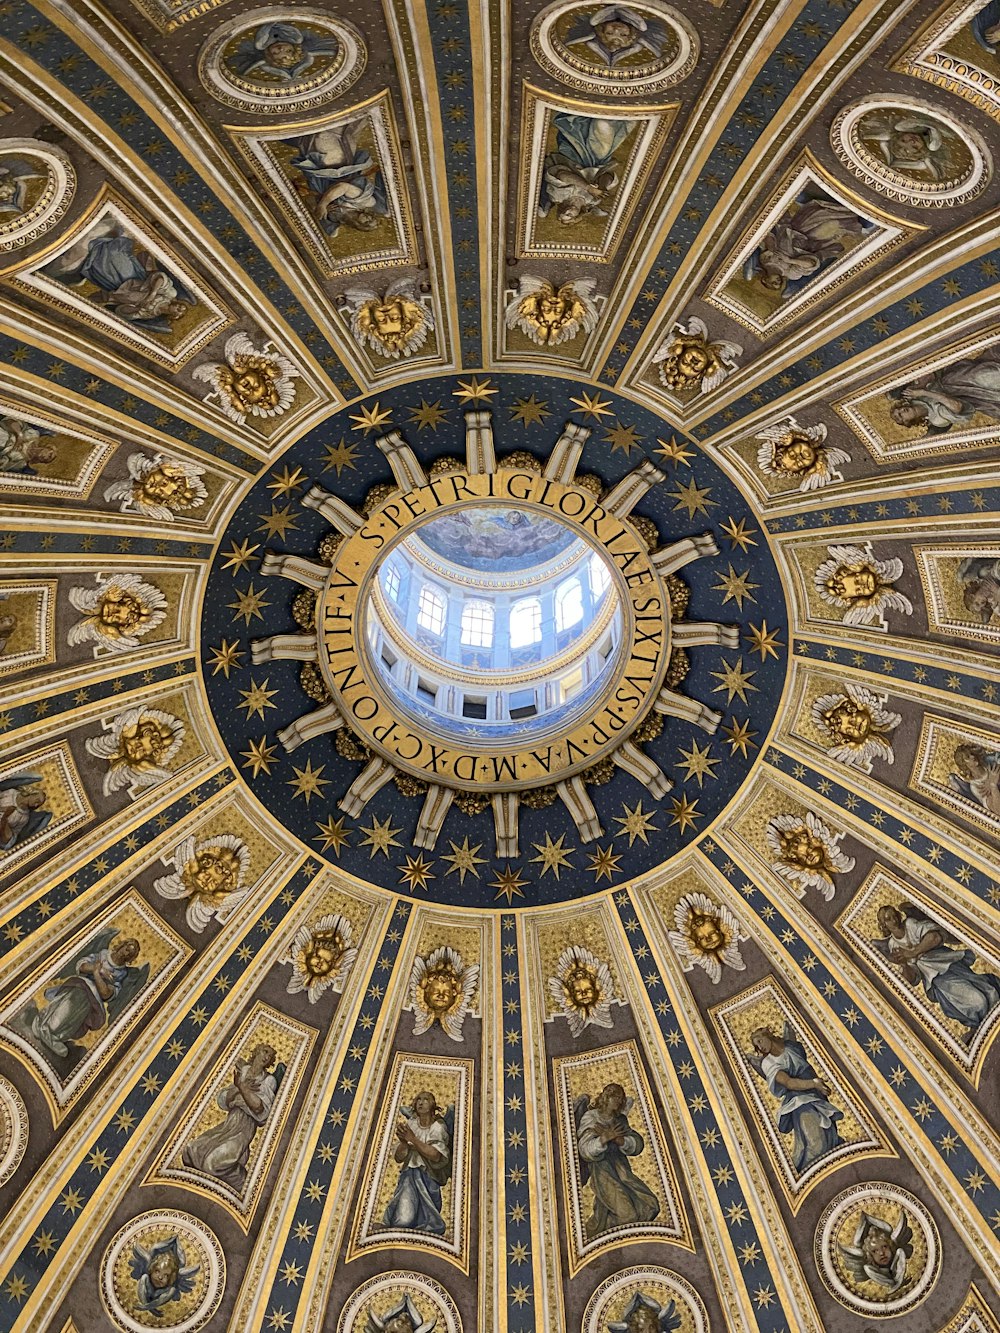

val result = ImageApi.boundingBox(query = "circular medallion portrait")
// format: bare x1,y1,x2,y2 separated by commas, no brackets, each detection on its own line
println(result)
583,1266,710,1333
100,1210,225,1332
831,95,991,206
199,7,366,113
336,1271,462,1333
530,0,699,94
814,1182,940,1317
0,1076,27,1186
0,138,76,252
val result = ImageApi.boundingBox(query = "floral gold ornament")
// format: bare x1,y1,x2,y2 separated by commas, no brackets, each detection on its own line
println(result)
193,334,301,425
767,811,855,900
280,912,358,1002
811,683,901,772
652,317,742,395
548,944,616,1035
505,275,600,346
755,416,851,493
667,891,746,980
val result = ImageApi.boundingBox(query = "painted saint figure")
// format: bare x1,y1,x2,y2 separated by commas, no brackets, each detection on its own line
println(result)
950,741,1000,817
876,902,1000,1039
887,354,1000,433
747,190,869,297
0,773,50,851
182,1042,282,1190
382,1090,454,1235
0,416,56,475
749,1024,844,1173
41,217,194,334
956,555,1000,625
25,931,145,1062
539,113,636,225
574,1082,660,1236
287,118,388,235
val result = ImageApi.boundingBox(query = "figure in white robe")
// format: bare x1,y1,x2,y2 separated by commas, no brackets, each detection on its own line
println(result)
382,1091,453,1235
182,1043,281,1190
750,1025,843,1172
574,1082,660,1236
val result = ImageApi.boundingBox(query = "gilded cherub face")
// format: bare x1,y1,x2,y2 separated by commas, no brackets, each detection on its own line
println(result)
421,969,460,1015
121,718,174,765
139,464,191,507
596,18,635,48
302,926,346,980
827,564,878,601
184,847,242,897
689,911,725,953
96,588,146,631
824,700,873,745
371,299,408,338
147,1250,180,1291
231,367,278,409
566,968,599,1009
538,293,570,326
774,433,818,474
779,826,826,869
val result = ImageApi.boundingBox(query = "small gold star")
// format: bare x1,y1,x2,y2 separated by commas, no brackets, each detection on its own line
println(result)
287,759,329,804
398,853,435,892
350,401,393,433
359,814,403,858
242,735,277,778
256,504,299,541
267,464,306,496
745,620,783,661
676,740,719,786
615,800,658,846
670,477,715,517
603,419,641,455
408,398,450,431
493,865,527,903
713,563,759,609
711,656,758,704
238,676,278,720
530,832,574,879
569,390,615,420
221,538,260,573
453,375,498,404
719,515,758,551
510,394,550,427
228,582,271,625
321,438,359,473
207,638,243,678
315,814,350,856
441,836,487,883
655,436,694,466
668,793,701,832
588,843,621,881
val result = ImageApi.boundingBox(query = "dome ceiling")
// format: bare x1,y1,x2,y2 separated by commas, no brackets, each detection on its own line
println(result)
0,0,998,1330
